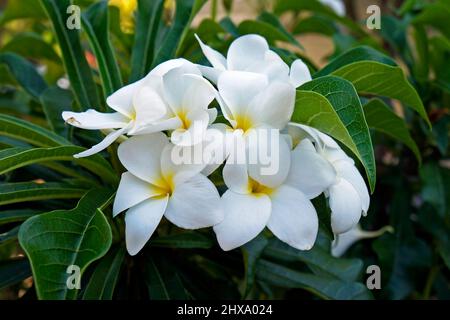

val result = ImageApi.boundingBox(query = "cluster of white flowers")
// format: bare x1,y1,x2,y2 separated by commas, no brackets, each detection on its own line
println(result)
62,34,369,255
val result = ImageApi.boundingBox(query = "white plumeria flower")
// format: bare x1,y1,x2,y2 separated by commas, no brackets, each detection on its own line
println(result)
201,70,296,177
214,137,336,251
195,34,311,88
113,133,223,255
287,123,370,234
331,224,394,257
62,59,218,157
319,0,346,16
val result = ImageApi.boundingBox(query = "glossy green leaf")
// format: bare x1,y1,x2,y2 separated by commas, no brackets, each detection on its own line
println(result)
150,231,214,249
420,163,447,218
293,15,338,36
19,188,113,300
0,209,40,225
242,234,269,298
0,114,69,147
82,0,123,98
263,239,363,282
297,76,376,192
364,99,421,163
83,245,125,300
0,146,117,184
0,181,86,206
0,259,32,290
256,259,372,300
144,255,188,300
331,61,430,126
257,11,303,48
315,46,397,77
413,0,450,38
41,0,101,110
0,53,48,99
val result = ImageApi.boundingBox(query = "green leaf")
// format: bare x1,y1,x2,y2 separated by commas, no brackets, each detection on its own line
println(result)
152,0,207,67
237,20,300,48
0,259,32,290
83,245,125,300
0,0,46,25
263,238,363,282
0,225,20,245
0,146,117,184
331,61,430,126
413,0,450,38
19,188,113,300
0,32,61,63
296,76,376,192
0,114,70,147
0,181,87,206
0,52,48,99
82,0,123,98
315,46,397,77
241,234,269,298
144,255,188,300
293,15,338,36
41,0,101,110
39,86,73,137
0,209,39,225
129,0,164,81
257,11,303,49
420,163,447,218
256,259,372,300
364,99,421,163
273,0,368,37
150,231,214,249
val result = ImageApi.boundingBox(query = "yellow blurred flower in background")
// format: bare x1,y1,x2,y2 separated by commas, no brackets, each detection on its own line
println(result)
109,0,137,33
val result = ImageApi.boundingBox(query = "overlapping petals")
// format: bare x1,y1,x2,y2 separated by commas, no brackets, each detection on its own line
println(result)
113,133,223,255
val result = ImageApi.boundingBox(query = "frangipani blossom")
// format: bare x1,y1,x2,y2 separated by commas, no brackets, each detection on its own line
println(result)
62,59,218,157
202,70,296,177
195,34,311,87
287,123,370,234
113,133,223,255
214,138,336,251
331,224,394,257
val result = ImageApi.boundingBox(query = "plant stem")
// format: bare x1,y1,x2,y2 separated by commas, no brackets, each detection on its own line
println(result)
211,0,217,22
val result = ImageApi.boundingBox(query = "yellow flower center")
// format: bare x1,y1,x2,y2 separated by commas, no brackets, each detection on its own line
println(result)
153,173,175,196
177,110,191,130
248,177,273,196
233,114,254,133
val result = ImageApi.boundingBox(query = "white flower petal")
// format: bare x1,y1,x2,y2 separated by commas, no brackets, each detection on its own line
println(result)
113,172,161,217
334,160,370,214
329,179,363,234
73,125,130,158
201,123,231,176
164,174,223,229
130,117,181,135
248,130,291,189
106,80,143,117
162,64,203,113
289,59,312,88
267,185,318,250
249,81,295,129
146,58,187,78
196,65,221,84
161,143,205,185
227,34,269,71
214,190,271,251
62,110,129,130
195,34,227,70
117,133,168,186
170,108,209,146
133,85,170,127
217,71,268,120
125,196,169,255
285,139,337,199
